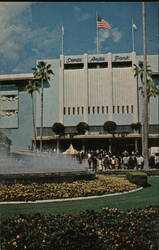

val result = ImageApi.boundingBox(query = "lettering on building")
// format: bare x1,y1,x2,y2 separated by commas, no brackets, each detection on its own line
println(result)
90,56,106,62
65,57,83,64
114,55,130,61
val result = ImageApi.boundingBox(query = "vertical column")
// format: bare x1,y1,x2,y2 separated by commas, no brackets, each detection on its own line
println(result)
83,53,88,123
108,52,113,120
59,55,64,123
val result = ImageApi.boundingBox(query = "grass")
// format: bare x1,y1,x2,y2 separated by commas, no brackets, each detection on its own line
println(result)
0,176,158,221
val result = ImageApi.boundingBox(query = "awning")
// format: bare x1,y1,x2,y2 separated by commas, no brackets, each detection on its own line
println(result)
63,144,79,155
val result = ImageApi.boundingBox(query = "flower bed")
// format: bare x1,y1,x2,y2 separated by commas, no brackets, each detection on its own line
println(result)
1,206,159,249
0,175,137,201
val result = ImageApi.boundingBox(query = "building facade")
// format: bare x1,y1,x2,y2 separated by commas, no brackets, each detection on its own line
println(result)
0,52,159,154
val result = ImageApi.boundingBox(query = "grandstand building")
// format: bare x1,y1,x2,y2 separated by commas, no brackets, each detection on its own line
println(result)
0,51,158,154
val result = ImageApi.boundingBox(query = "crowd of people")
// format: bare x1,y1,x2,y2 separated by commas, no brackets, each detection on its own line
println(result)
83,149,159,171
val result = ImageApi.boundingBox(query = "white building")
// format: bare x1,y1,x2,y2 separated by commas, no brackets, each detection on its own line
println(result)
0,52,158,154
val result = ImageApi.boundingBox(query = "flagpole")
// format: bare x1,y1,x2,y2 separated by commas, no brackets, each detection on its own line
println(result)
61,24,64,55
96,11,99,54
132,17,135,51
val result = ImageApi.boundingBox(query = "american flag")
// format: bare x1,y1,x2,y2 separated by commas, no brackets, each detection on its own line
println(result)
97,16,112,29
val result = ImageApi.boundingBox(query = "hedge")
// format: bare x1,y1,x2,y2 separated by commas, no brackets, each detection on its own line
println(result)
98,169,159,176
126,171,148,187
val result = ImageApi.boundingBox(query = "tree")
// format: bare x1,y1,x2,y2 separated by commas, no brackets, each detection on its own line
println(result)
131,122,141,132
134,61,159,102
32,61,54,152
52,122,65,153
52,122,65,136
103,121,117,134
76,122,89,135
25,80,40,151
103,121,117,154
134,61,159,170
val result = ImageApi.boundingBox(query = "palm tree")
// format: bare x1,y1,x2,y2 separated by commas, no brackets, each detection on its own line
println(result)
134,61,159,169
52,122,65,153
32,61,54,152
25,80,40,151
133,61,158,102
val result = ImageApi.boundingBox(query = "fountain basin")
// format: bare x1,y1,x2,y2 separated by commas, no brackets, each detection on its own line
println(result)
0,152,95,185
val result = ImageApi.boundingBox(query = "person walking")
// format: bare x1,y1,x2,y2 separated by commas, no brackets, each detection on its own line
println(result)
92,155,98,171
103,155,111,170
154,153,159,169
136,154,144,170
110,156,116,169
128,155,137,169
114,156,120,169
98,156,103,172
87,152,92,169
122,155,129,169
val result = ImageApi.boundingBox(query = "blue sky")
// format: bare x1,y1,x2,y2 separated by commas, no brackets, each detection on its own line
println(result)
0,2,158,74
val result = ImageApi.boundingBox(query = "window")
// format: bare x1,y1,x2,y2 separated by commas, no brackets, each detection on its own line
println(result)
64,107,66,115
77,107,80,115
102,106,104,114
113,106,115,113
88,106,90,114
117,106,120,113
81,106,84,114
106,106,109,114
68,107,70,115
131,105,134,113
97,106,100,114
126,105,129,113
88,62,108,69
64,63,84,69
122,106,124,113
73,107,75,115
112,61,132,68
92,106,95,114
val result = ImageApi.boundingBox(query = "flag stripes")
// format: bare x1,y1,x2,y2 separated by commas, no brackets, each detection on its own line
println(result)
97,16,112,29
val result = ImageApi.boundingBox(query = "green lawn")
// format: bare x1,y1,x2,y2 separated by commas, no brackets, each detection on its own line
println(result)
0,176,158,221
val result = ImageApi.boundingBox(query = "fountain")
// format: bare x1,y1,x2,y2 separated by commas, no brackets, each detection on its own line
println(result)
0,150,95,185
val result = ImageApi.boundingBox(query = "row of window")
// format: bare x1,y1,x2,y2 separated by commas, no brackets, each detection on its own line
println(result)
64,105,134,115
63,61,132,70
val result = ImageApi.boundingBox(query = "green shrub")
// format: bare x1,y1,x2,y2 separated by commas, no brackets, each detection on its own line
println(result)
144,170,159,176
126,171,148,187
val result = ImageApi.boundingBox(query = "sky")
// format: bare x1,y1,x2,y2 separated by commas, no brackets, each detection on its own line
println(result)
0,1,158,74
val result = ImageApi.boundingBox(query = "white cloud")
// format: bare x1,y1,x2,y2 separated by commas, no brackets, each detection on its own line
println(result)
96,28,122,51
0,3,32,66
0,2,61,73
99,29,110,43
74,6,90,21
12,57,36,73
111,28,122,42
